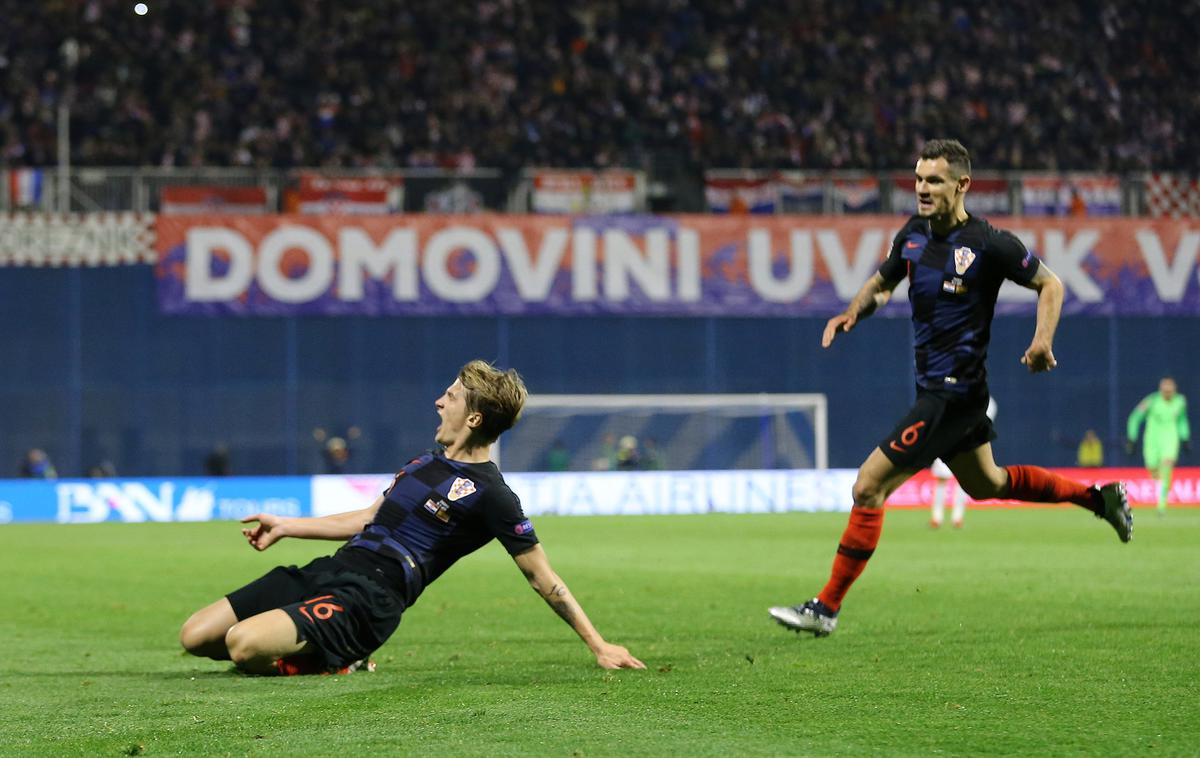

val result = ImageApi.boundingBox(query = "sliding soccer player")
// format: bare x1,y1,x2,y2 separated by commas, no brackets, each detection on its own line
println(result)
181,360,644,674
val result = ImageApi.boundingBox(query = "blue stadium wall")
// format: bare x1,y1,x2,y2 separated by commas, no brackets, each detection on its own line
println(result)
2,266,1192,477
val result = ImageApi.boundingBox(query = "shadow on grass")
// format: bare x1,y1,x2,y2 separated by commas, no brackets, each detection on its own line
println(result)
0,667,243,680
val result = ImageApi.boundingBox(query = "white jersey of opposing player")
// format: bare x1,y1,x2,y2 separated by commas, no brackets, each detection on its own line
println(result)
931,396,999,479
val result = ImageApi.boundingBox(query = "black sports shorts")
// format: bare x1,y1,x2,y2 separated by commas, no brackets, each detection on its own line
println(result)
878,386,997,470
226,555,405,670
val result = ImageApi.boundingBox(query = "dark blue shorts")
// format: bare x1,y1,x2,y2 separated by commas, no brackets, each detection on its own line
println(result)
226,555,405,669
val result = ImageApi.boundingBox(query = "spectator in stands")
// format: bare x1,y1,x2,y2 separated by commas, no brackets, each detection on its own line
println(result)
324,437,350,474
592,433,617,471
614,435,641,470
640,437,663,470
314,426,361,474
87,460,118,478
545,439,571,472
2,3,1196,173
205,444,232,476
1076,429,1104,467
19,448,57,479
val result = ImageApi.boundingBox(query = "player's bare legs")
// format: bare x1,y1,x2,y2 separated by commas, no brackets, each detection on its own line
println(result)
223,609,311,675
852,447,921,509
950,484,967,528
931,478,947,527
180,598,239,660
945,444,1008,500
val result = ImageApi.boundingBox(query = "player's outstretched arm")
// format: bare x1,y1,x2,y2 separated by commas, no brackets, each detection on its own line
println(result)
1018,264,1063,373
822,272,897,348
240,495,383,551
513,545,645,670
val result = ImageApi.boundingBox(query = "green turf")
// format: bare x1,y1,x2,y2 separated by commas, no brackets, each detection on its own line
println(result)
1,508,1197,756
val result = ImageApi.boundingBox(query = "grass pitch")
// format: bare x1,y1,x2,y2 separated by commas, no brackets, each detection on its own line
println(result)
1,507,1197,756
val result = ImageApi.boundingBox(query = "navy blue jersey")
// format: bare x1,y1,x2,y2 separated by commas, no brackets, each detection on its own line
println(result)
334,451,537,605
878,215,1040,393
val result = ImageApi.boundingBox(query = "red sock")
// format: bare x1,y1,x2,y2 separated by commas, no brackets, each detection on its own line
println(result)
1005,465,1100,513
817,506,885,612
275,655,325,676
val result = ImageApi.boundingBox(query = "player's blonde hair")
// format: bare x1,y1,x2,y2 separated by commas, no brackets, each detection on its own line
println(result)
458,360,527,444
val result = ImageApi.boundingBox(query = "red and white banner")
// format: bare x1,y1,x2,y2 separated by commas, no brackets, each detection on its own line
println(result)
5,168,46,208
832,177,880,213
1145,174,1200,218
705,176,779,214
531,170,640,214
889,467,1200,508
706,172,825,213
1021,173,1121,216
777,174,826,213
160,186,270,215
289,174,404,215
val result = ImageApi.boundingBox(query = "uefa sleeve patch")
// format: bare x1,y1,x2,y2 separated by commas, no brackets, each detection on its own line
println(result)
514,519,534,535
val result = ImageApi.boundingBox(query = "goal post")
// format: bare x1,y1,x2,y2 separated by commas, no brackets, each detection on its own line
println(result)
496,393,828,473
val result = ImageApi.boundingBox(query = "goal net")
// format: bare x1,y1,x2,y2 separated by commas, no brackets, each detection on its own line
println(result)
497,394,827,473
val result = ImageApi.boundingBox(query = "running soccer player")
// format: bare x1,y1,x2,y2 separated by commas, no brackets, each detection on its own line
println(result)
1126,376,1191,516
180,360,645,674
769,139,1133,637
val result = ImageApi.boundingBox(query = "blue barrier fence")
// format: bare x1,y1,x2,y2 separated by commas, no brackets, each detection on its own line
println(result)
1,266,1194,477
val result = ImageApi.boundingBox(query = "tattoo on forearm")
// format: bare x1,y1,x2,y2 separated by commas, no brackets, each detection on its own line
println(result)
549,597,577,626
854,281,884,317
542,584,576,625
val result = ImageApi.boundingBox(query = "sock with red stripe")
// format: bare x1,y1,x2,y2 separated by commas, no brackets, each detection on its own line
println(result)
275,654,375,676
817,506,885,612
1004,465,1102,514
275,655,325,676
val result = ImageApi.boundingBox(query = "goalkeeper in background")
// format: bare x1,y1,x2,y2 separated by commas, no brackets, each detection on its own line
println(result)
1127,376,1191,515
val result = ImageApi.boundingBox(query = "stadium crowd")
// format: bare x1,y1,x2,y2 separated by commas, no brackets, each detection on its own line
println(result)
1,0,1196,172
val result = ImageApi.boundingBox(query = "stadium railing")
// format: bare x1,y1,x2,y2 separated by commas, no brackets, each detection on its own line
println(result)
2,167,1193,217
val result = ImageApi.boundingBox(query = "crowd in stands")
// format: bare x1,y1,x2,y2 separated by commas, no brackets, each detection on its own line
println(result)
2,1,1196,172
